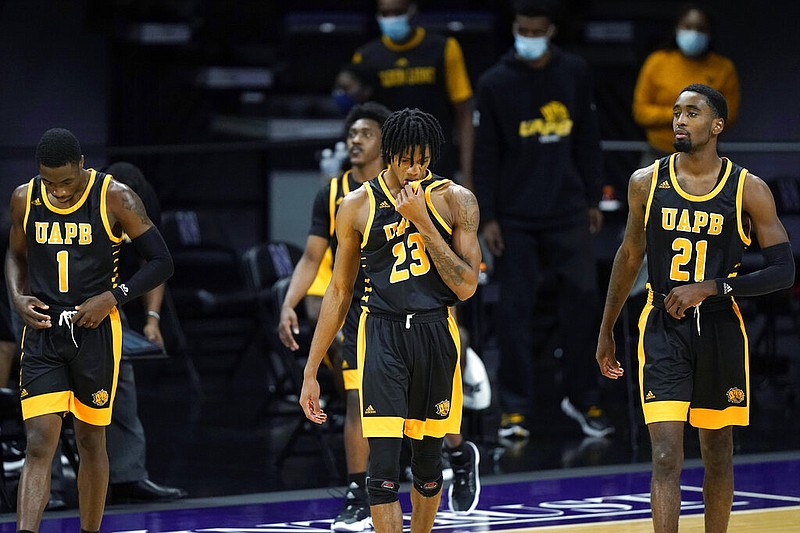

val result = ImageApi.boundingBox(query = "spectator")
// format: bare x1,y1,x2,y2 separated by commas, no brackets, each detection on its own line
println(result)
348,0,475,189
103,161,188,504
633,3,740,163
473,0,614,441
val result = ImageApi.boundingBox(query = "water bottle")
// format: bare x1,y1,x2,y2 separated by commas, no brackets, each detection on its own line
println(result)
333,141,348,169
319,148,339,180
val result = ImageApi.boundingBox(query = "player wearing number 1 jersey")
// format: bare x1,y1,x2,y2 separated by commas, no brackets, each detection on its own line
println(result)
7,128,173,533
596,85,794,533
300,108,481,533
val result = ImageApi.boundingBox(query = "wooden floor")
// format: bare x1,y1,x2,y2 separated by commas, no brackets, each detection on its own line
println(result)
518,506,800,532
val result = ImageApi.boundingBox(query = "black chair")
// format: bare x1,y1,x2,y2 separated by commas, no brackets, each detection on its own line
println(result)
240,241,339,482
161,210,258,379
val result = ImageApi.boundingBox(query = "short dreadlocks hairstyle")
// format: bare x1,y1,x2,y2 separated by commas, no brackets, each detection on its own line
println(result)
681,83,728,121
381,108,445,168
35,128,81,168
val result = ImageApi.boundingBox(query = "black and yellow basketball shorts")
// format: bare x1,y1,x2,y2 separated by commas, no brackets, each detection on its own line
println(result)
638,292,749,429
357,308,462,439
20,306,123,426
340,299,363,391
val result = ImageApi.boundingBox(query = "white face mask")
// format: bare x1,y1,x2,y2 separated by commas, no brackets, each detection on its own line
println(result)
676,29,709,57
514,34,549,61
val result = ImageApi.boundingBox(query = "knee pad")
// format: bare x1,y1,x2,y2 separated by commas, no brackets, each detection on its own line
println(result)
413,475,443,498
367,477,400,505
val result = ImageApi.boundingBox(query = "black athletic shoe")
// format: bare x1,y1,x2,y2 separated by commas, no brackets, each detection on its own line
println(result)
447,440,481,515
560,397,615,438
332,482,372,532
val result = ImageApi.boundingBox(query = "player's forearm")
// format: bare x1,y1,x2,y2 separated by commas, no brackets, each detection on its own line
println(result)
283,256,324,310
417,223,478,300
599,245,644,334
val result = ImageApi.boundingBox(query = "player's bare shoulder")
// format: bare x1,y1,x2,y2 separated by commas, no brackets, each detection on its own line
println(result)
105,178,151,227
9,182,31,221
438,180,479,233
338,182,371,232
628,165,656,208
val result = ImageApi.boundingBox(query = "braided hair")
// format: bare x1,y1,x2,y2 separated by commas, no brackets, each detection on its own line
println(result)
381,108,445,169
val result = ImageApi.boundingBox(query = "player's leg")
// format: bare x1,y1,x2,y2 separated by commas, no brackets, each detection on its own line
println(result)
699,427,734,533
648,421,684,533
17,414,63,531
367,437,403,533
409,436,444,533
73,418,109,532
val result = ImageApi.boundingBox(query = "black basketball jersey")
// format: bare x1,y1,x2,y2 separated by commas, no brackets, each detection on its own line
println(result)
361,170,458,314
24,170,124,306
644,154,751,295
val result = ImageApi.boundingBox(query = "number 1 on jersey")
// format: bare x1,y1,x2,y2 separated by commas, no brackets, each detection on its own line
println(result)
56,250,69,293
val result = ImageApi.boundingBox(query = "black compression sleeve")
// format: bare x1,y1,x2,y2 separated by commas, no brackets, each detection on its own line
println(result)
715,242,795,297
111,226,174,306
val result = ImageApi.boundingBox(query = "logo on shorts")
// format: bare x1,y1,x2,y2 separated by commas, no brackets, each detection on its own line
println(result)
726,387,744,404
20,388,28,398
364,404,376,414
645,390,656,400
434,399,450,417
92,389,109,406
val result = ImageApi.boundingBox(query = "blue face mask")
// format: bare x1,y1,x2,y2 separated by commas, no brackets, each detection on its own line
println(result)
514,34,549,61
377,14,412,42
333,90,356,115
676,29,709,57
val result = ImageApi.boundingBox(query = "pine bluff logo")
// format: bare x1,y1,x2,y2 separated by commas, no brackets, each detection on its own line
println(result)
726,387,745,404
434,399,450,417
92,389,109,406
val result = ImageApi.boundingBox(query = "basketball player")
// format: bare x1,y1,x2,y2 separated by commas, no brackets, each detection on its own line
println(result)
299,108,481,533
279,101,391,531
596,85,794,532
7,128,173,533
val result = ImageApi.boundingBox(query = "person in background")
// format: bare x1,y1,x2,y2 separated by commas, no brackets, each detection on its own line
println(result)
279,102,391,532
8,128,173,533
103,161,188,504
633,3,740,163
597,84,794,533
299,108,482,533
473,0,614,441
348,0,475,190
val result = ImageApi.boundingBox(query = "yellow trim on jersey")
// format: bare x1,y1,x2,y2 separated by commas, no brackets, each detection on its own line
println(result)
377,168,434,209
328,177,339,237
307,248,333,297
362,183,377,249
643,160,659,227
381,27,426,52
735,168,752,246
22,178,35,234
425,179,453,235
101,175,124,243
42,169,96,214
669,154,732,202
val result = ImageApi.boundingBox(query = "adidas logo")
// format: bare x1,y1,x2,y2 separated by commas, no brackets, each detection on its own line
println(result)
32,198,42,205
364,404,376,414
645,390,656,400
379,201,391,209
658,180,671,189
723,282,733,294
20,388,28,398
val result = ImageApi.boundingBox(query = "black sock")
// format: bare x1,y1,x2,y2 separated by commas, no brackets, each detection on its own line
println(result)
444,441,467,464
348,472,367,489
18,530,35,533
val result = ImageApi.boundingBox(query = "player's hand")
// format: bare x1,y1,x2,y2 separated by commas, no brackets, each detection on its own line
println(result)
395,182,429,226
664,280,716,319
74,291,117,328
278,306,300,351
143,321,164,348
481,220,504,256
299,376,327,424
596,331,624,379
14,295,51,329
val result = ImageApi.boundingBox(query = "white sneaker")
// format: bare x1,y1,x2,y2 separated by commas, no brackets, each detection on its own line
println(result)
462,347,491,410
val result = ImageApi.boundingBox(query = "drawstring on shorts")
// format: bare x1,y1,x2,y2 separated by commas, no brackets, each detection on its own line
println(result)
58,310,79,348
693,302,702,336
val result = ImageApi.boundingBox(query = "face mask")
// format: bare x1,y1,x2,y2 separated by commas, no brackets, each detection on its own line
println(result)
676,29,709,57
377,14,412,42
514,34,549,61
333,90,356,115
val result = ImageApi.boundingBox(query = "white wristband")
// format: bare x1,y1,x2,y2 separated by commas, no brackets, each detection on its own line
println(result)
146,311,161,321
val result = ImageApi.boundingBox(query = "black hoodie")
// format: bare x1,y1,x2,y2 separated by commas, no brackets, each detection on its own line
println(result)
473,46,603,229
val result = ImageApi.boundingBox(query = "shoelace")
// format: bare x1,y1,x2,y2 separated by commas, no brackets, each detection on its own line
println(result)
58,310,79,348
